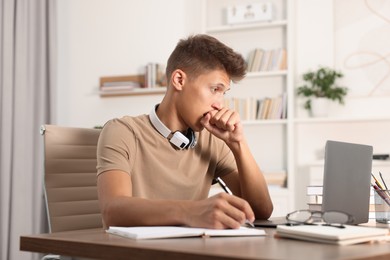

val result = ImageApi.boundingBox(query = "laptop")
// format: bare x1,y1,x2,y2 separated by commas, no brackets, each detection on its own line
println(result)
322,140,373,224
253,217,290,228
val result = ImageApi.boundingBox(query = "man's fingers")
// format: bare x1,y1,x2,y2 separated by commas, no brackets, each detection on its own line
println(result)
203,109,238,131
200,113,216,133
211,193,255,228
224,193,255,223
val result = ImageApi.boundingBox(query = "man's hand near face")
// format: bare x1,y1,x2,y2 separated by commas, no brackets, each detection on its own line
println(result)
200,106,273,220
200,107,244,147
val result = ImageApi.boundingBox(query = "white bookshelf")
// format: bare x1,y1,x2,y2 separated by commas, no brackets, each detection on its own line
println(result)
205,20,288,33
202,0,295,217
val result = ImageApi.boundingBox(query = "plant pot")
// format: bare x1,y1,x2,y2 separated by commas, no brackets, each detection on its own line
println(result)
310,98,329,117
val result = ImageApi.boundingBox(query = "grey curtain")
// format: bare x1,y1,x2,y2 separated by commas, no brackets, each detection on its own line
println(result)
0,0,56,259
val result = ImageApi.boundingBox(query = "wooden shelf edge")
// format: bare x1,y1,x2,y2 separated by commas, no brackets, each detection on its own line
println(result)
100,74,145,86
99,88,166,97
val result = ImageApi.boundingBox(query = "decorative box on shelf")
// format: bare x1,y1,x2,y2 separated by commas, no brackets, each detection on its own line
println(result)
226,3,273,25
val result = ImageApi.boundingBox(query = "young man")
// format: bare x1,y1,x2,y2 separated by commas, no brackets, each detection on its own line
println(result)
97,34,273,230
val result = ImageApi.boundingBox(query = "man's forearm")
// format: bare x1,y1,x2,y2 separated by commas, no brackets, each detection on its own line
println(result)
101,196,187,228
229,139,273,219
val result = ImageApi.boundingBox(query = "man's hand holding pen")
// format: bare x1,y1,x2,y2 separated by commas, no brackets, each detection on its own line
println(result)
186,192,255,229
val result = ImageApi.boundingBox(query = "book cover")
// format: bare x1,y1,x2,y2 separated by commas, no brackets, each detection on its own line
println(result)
276,224,389,245
107,226,266,240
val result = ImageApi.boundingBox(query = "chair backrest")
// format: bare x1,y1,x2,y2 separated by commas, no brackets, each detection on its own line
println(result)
41,124,103,233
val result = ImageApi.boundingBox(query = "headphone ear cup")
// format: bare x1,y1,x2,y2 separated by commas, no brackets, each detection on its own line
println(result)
185,129,197,149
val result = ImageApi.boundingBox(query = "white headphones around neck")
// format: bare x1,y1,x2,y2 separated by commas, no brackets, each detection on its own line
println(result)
149,105,197,150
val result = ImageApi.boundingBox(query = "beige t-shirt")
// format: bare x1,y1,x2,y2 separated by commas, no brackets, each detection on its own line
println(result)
96,114,236,200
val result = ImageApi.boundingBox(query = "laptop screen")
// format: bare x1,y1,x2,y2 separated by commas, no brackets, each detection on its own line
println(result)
322,140,373,224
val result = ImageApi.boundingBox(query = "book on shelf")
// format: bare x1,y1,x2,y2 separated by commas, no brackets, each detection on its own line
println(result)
101,81,141,88
306,185,323,195
260,98,271,119
144,63,166,88
307,203,322,211
267,49,277,71
99,74,145,95
258,94,287,120
107,226,266,240
223,94,287,121
307,194,323,204
246,49,256,72
277,48,287,70
247,48,264,72
100,81,141,92
260,50,271,71
246,48,287,72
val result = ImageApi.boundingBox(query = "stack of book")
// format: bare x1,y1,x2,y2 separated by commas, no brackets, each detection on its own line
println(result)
99,63,167,96
224,93,287,121
306,185,323,211
246,48,287,72
100,80,142,95
306,185,376,219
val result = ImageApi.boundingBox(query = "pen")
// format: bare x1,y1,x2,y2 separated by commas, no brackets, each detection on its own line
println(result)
379,171,389,190
215,177,255,228
372,184,390,207
216,176,233,195
371,173,385,190
379,171,390,196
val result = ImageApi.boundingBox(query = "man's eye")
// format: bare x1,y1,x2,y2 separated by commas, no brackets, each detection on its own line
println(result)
210,87,218,93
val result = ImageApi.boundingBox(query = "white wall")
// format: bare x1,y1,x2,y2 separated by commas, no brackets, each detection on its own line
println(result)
295,0,390,119
56,0,390,210
56,0,390,127
56,0,202,127
294,0,390,209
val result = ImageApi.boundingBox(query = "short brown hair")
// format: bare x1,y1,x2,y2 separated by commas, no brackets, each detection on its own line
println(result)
166,34,246,83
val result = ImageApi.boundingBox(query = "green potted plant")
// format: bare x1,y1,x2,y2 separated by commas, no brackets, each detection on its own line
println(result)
297,66,348,117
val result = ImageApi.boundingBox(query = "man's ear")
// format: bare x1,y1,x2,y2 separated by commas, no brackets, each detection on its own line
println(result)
171,69,187,90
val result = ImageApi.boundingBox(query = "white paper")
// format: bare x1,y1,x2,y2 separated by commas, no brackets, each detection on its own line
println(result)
107,226,266,240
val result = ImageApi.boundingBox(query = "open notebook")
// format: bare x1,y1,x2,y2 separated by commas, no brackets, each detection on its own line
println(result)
107,226,266,240
276,224,389,245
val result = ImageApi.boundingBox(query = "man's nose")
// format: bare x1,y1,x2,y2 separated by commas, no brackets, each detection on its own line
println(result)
211,101,223,110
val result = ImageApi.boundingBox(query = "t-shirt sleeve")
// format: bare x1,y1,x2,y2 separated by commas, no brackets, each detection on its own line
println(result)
96,119,136,176
214,140,237,178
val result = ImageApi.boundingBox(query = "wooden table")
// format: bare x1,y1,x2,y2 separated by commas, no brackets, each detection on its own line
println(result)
20,227,390,260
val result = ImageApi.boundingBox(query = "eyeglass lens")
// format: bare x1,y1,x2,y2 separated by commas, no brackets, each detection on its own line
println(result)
288,211,312,222
322,211,350,224
288,210,351,224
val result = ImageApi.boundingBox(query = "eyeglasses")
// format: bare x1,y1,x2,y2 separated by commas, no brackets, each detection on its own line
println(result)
286,210,355,229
